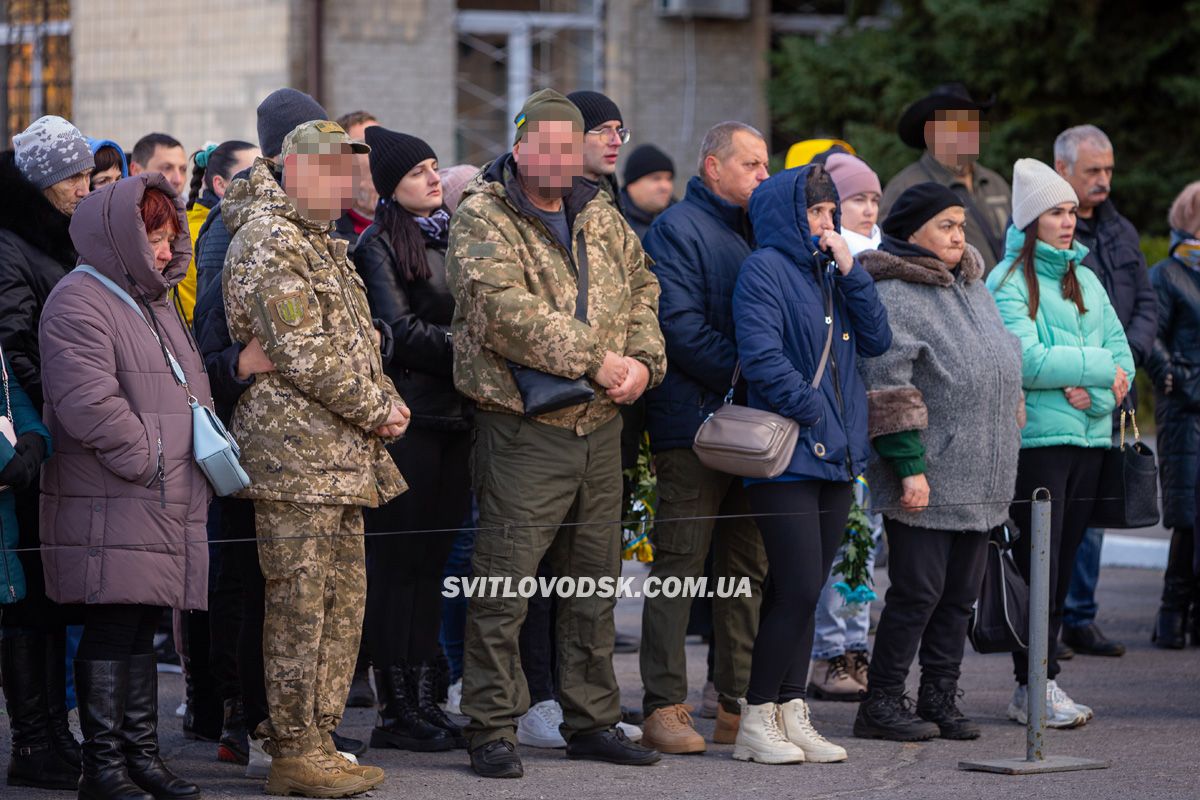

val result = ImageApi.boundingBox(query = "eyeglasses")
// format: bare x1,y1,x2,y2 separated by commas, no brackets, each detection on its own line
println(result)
586,126,631,145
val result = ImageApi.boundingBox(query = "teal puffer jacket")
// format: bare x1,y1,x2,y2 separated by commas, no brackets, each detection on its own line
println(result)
1,354,51,603
987,226,1134,449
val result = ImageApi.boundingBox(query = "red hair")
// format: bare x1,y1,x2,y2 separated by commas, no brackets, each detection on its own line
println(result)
140,188,181,239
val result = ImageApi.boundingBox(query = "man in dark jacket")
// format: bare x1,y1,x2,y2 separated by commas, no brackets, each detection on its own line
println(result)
621,144,676,242
637,121,769,755
1054,124,1158,658
0,114,93,790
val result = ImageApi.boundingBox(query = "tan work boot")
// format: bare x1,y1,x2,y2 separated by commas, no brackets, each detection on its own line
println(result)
806,655,864,701
732,701,805,765
779,699,848,762
264,750,371,798
849,651,870,690
320,734,384,789
641,705,706,754
713,702,740,744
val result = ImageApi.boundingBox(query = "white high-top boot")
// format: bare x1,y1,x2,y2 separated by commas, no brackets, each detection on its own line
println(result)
779,699,848,762
732,701,805,765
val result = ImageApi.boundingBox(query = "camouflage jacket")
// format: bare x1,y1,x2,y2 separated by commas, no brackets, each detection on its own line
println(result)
446,154,666,436
221,159,406,506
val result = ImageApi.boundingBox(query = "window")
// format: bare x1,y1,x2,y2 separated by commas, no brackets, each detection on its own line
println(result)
2,0,72,143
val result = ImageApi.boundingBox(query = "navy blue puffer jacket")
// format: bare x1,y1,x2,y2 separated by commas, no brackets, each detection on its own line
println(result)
643,176,754,452
733,166,892,482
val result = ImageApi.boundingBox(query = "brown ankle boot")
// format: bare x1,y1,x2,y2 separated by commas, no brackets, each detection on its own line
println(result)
713,703,740,744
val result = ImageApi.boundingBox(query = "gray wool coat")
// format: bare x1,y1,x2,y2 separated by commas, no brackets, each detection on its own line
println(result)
859,244,1024,533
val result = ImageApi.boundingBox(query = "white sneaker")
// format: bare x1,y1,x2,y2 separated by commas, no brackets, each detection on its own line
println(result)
779,699,847,763
616,721,643,742
1006,683,1085,729
175,700,187,718
444,678,462,716
732,701,805,765
246,738,271,779
1049,680,1093,722
517,700,566,748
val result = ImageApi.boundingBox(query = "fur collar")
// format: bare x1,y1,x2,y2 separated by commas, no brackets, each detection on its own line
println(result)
860,243,984,287
0,150,76,267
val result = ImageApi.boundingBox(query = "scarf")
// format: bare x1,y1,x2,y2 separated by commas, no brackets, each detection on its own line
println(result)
841,224,882,256
880,233,941,262
414,207,451,248
1169,228,1200,270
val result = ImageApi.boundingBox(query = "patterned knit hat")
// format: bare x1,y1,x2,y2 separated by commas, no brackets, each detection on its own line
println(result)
13,116,95,190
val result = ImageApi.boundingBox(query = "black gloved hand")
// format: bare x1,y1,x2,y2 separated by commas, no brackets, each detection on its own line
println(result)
0,432,47,490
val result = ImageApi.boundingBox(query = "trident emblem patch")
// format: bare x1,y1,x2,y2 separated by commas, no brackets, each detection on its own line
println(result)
274,293,306,327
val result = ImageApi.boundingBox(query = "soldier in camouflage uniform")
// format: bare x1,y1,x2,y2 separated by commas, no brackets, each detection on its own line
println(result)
222,120,410,797
446,89,667,779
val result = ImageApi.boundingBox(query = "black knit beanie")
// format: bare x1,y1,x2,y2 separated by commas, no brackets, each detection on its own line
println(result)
881,182,964,240
804,164,838,208
256,88,328,158
567,90,623,132
623,144,674,186
364,126,438,200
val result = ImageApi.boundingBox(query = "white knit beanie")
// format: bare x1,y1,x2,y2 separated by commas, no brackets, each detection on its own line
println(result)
1011,158,1079,230
12,115,94,190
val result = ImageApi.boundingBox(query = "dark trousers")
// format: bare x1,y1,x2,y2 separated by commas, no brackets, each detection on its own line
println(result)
364,426,471,667
208,501,244,702
518,559,558,705
1008,445,1105,685
868,519,989,691
745,480,852,705
77,605,162,661
439,510,477,683
222,497,269,734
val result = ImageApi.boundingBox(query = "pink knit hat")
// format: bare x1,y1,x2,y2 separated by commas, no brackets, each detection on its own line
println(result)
824,153,881,200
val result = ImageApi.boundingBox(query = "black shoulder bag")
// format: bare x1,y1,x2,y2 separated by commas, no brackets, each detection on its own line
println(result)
508,230,596,416
967,520,1030,654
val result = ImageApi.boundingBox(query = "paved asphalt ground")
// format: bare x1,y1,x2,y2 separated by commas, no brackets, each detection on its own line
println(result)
3,540,1197,799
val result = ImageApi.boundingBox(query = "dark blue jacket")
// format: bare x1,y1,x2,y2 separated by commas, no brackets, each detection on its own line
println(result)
733,166,892,482
643,176,754,452
1079,199,1157,366
191,198,251,424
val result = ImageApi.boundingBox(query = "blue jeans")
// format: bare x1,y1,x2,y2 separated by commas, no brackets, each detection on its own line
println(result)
1063,527,1103,628
439,501,478,682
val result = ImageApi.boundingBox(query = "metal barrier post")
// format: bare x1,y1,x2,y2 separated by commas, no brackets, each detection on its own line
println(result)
959,488,1110,775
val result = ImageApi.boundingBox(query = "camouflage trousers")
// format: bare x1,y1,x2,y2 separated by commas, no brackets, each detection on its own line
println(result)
253,500,366,757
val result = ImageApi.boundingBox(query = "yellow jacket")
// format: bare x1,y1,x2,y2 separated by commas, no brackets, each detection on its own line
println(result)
174,201,211,326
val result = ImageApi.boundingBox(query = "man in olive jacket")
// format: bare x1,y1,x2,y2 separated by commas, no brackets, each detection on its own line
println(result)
447,89,666,779
223,121,409,797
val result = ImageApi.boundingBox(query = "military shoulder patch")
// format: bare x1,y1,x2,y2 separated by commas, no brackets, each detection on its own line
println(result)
272,292,308,327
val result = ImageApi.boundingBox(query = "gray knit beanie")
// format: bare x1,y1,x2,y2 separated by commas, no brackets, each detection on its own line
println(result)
12,115,95,190
1012,158,1079,229
256,88,328,158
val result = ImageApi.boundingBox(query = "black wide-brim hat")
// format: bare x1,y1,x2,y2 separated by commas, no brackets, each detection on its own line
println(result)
897,82,995,150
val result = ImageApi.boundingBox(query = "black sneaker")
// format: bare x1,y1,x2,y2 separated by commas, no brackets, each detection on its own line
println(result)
1062,623,1125,657
470,739,524,779
916,679,980,740
1056,640,1075,660
854,688,939,741
565,727,660,766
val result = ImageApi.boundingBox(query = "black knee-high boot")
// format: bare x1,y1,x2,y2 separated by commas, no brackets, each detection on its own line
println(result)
121,654,200,799
1,630,79,789
1153,527,1194,649
75,659,152,800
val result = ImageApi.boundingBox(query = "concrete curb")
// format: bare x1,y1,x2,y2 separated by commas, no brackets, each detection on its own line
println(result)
1100,533,1168,569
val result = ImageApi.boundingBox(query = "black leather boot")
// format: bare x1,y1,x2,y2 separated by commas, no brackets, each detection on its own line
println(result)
217,696,249,765
45,627,83,769
368,665,454,752
122,654,200,799
1153,528,1194,649
853,687,939,742
916,678,980,740
415,661,466,748
75,659,153,800
2,631,79,789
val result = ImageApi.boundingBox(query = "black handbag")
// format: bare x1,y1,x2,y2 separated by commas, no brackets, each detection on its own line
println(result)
967,521,1030,654
1088,404,1160,529
508,231,596,416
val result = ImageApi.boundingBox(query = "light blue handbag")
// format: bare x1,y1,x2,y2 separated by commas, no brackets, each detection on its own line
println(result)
75,266,251,496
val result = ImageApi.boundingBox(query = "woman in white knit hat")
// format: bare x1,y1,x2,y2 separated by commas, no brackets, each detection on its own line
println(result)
986,158,1134,729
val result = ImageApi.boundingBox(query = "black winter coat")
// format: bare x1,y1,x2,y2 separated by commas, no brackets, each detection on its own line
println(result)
353,223,469,430
1148,256,1200,528
0,151,78,411
1079,199,1157,366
